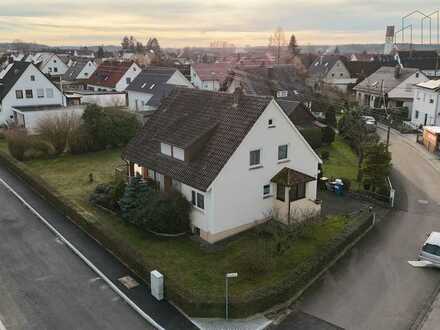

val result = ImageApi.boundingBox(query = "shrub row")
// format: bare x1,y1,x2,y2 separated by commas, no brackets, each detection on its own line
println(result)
0,150,374,318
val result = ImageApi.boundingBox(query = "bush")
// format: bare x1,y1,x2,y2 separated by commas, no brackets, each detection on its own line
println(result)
23,138,55,160
36,113,80,155
300,128,322,149
321,126,335,145
82,105,141,150
6,130,32,161
120,176,191,234
68,126,92,154
89,179,127,211
320,150,330,161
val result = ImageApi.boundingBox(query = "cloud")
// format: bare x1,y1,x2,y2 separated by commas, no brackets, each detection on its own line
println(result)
0,1,438,46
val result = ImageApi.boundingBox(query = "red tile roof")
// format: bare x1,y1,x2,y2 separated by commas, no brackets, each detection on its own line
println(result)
192,63,232,84
87,60,134,88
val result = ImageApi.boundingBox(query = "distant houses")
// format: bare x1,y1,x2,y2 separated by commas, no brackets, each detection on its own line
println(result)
126,66,193,113
87,60,141,92
190,63,231,91
62,59,97,82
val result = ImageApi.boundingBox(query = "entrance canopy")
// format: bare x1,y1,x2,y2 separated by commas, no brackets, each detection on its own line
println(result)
271,167,315,187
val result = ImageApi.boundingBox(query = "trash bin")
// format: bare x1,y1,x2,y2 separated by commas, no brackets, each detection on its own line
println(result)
150,270,164,301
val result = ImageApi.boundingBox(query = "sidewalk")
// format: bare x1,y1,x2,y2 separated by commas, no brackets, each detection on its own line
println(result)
0,165,196,330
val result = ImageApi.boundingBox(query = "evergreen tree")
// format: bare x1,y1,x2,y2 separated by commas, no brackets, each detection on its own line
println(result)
121,36,130,50
325,106,337,127
119,176,150,224
362,143,391,191
288,34,300,56
97,46,104,59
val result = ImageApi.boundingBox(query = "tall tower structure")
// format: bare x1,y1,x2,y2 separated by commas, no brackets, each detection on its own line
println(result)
384,25,395,54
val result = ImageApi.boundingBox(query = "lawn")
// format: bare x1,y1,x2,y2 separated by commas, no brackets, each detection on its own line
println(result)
320,135,360,189
0,138,363,315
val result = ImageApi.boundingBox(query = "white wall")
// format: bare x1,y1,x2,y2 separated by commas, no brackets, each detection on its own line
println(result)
190,66,220,91
16,105,85,132
77,61,97,80
79,93,127,107
41,54,69,76
127,90,154,111
412,87,440,126
0,64,65,124
167,70,193,87
207,100,320,235
115,63,141,91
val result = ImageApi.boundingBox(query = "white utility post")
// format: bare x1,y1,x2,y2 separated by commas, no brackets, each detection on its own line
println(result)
225,272,238,320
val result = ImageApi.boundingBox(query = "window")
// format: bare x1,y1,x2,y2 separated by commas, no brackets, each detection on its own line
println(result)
172,146,185,161
415,110,419,119
331,73,335,77
263,184,271,197
289,182,306,201
276,90,288,98
37,88,44,98
25,89,33,98
126,77,131,84
54,67,58,73
276,184,285,201
416,73,420,78
278,144,288,161
249,149,261,167
268,119,275,127
30,75,35,81
15,90,23,99
340,73,343,77
430,99,434,104
46,88,54,98
192,191,205,210
160,142,172,156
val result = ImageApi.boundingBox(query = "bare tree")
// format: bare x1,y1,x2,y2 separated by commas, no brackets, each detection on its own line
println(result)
269,27,287,64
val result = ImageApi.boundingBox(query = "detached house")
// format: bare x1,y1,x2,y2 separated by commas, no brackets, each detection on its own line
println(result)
62,59,97,82
411,80,440,127
190,63,231,91
26,53,70,76
123,88,322,243
0,61,66,126
87,61,141,92
353,66,428,112
126,67,193,112
307,55,356,93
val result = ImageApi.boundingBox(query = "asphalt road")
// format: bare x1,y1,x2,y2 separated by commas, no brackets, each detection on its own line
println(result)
0,183,152,330
297,129,440,330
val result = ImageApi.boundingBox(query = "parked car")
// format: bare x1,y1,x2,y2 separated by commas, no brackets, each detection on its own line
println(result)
419,232,440,267
362,115,377,132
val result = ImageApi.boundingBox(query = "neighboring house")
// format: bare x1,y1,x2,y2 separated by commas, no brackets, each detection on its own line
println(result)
190,63,231,91
87,60,141,92
306,55,357,93
0,61,65,125
62,59,97,82
277,99,327,130
345,61,382,86
411,80,440,127
225,65,308,101
126,66,193,112
26,53,70,76
395,50,440,78
350,53,377,62
353,66,428,112
64,90,127,108
123,88,322,243
73,49,95,59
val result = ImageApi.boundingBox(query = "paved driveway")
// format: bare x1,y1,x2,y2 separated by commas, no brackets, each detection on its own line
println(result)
0,183,152,330
295,129,440,330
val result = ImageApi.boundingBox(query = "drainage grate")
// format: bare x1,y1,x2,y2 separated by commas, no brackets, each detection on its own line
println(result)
118,275,139,289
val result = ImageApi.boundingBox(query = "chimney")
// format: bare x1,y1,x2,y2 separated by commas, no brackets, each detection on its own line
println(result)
394,65,401,79
233,87,243,106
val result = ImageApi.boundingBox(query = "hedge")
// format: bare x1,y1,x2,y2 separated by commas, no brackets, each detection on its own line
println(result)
0,149,374,318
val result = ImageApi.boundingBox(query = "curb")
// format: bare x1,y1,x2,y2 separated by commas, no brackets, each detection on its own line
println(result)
0,177,165,330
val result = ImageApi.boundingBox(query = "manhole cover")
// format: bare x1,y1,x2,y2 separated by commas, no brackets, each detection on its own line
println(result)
118,276,139,289
418,200,429,205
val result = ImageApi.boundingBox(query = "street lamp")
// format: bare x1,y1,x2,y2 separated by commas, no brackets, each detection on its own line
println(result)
225,272,238,320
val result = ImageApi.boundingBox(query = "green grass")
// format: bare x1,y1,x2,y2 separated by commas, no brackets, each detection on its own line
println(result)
320,135,360,189
2,143,357,309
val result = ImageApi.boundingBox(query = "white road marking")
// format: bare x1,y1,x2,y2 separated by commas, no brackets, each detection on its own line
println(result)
418,199,429,205
0,318,6,330
88,277,101,283
408,260,434,268
0,177,165,330
54,237,64,245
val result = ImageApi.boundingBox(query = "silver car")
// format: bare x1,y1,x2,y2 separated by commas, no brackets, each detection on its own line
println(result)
419,232,440,266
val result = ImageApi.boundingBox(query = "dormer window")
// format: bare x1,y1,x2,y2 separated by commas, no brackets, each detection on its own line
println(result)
160,143,172,156
149,84,155,89
276,90,288,98
141,83,147,88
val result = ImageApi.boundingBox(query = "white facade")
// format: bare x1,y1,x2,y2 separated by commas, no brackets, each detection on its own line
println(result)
0,64,65,124
70,91,127,107
77,61,97,80
190,66,220,91
133,99,321,243
127,70,193,112
29,53,70,76
412,83,440,126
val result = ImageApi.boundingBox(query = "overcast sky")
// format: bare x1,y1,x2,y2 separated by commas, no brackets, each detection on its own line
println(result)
0,1,439,47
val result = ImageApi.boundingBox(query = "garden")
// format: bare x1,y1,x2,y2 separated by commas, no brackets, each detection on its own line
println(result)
0,104,375,317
